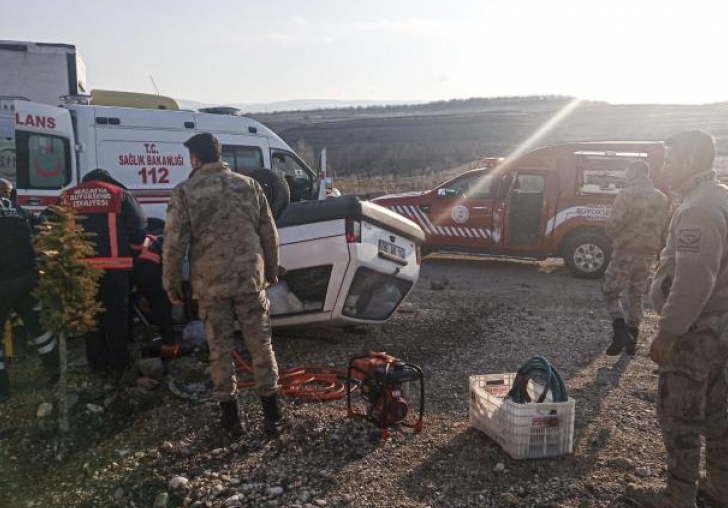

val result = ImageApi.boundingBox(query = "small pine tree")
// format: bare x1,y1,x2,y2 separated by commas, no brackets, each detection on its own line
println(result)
34,204,103,433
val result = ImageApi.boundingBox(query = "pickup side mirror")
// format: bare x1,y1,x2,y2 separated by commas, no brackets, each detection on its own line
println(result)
325,176,333,190
437,188,461,198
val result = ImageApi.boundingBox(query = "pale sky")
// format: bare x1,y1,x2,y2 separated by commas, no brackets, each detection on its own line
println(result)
2,0,727,106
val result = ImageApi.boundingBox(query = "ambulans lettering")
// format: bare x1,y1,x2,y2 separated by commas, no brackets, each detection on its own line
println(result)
545,204,612,235
118,154,184,167
115,144,185,185
137,167,170,185
15,113,56,130
118,154,146,166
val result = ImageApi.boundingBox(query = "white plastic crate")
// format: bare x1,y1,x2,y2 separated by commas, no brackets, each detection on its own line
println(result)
469,373,575,459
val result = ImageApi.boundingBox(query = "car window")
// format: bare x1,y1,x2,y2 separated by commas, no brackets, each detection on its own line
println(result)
271,150,315,201
447,173,494,199
515,174,545,193
575,152,646,196
221,145,264,174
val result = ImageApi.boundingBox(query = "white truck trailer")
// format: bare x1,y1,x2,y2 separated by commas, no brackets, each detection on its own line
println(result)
0,40,88,105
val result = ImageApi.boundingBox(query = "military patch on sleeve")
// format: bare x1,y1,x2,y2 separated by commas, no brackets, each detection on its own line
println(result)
677,229,701,252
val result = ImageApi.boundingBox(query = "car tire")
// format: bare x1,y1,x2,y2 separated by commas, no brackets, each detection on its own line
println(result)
562,231,611,279
249,169,291,221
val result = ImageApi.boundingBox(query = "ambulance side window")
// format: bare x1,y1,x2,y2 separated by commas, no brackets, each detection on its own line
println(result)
15,131,71,190
221,145,264,174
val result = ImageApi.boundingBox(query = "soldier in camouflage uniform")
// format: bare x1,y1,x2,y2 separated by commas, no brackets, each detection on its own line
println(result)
603,160,668,355
162,133,287,438
626,131,728,508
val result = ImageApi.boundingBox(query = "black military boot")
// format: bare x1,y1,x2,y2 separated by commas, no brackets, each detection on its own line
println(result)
606,318,632,356
261,392,288,438
625,326,639,356
220,399,244,438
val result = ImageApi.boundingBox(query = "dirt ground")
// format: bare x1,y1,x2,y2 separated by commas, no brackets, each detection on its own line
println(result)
0,255,699,508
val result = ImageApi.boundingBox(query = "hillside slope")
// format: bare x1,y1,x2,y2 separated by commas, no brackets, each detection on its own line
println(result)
252,97,728,179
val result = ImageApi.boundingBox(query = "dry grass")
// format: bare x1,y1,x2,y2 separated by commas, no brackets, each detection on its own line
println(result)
335,160,480,196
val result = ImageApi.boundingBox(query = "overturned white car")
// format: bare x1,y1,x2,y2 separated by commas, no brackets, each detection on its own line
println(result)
269,196,424,327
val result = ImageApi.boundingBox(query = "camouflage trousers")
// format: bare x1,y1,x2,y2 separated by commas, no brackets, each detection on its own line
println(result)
602,253,653,326
199,291,280,402
658,329,728,503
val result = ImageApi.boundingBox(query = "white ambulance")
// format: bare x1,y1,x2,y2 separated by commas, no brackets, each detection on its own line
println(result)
2,99,323,227
0,98,424,327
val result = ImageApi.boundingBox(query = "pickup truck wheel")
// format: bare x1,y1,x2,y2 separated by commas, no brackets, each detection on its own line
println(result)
563,232,611,279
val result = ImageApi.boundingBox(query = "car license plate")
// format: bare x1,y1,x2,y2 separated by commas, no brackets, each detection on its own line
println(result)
378,239,406,262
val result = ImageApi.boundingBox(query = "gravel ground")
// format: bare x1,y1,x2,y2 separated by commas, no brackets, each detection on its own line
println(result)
0,255,701,508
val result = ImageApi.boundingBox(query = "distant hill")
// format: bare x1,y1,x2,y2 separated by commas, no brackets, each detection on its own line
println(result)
177,98,425,114
247,96,728,178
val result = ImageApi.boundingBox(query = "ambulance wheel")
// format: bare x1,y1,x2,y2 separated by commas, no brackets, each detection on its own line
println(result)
249,169,290,221
562,231,611,279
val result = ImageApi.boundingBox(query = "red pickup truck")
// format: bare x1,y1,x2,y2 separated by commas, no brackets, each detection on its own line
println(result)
374,142,667,278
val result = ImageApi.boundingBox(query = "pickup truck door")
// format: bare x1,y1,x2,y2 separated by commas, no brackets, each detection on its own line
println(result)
425,170,499,248
502,171,558,253
8,101,76,211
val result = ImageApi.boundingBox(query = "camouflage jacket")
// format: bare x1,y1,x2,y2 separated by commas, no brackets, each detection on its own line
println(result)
162,162,279,301
651,179,728,336
605,175,668,256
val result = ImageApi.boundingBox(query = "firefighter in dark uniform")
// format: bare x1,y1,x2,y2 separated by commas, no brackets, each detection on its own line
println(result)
0,185,59,402
62,169,147,377
133,236,176,346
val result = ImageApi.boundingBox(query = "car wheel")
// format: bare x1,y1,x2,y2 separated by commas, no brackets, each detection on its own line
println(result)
563,231,611,279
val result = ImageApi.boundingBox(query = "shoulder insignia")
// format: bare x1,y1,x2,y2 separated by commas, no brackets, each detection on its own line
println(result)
676,229,701,252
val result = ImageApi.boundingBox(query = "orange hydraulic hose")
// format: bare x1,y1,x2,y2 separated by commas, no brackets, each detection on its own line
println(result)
232,351,359,402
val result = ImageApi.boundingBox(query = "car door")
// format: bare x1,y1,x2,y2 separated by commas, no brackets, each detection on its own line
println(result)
502,172,557,253
425,170,498,249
